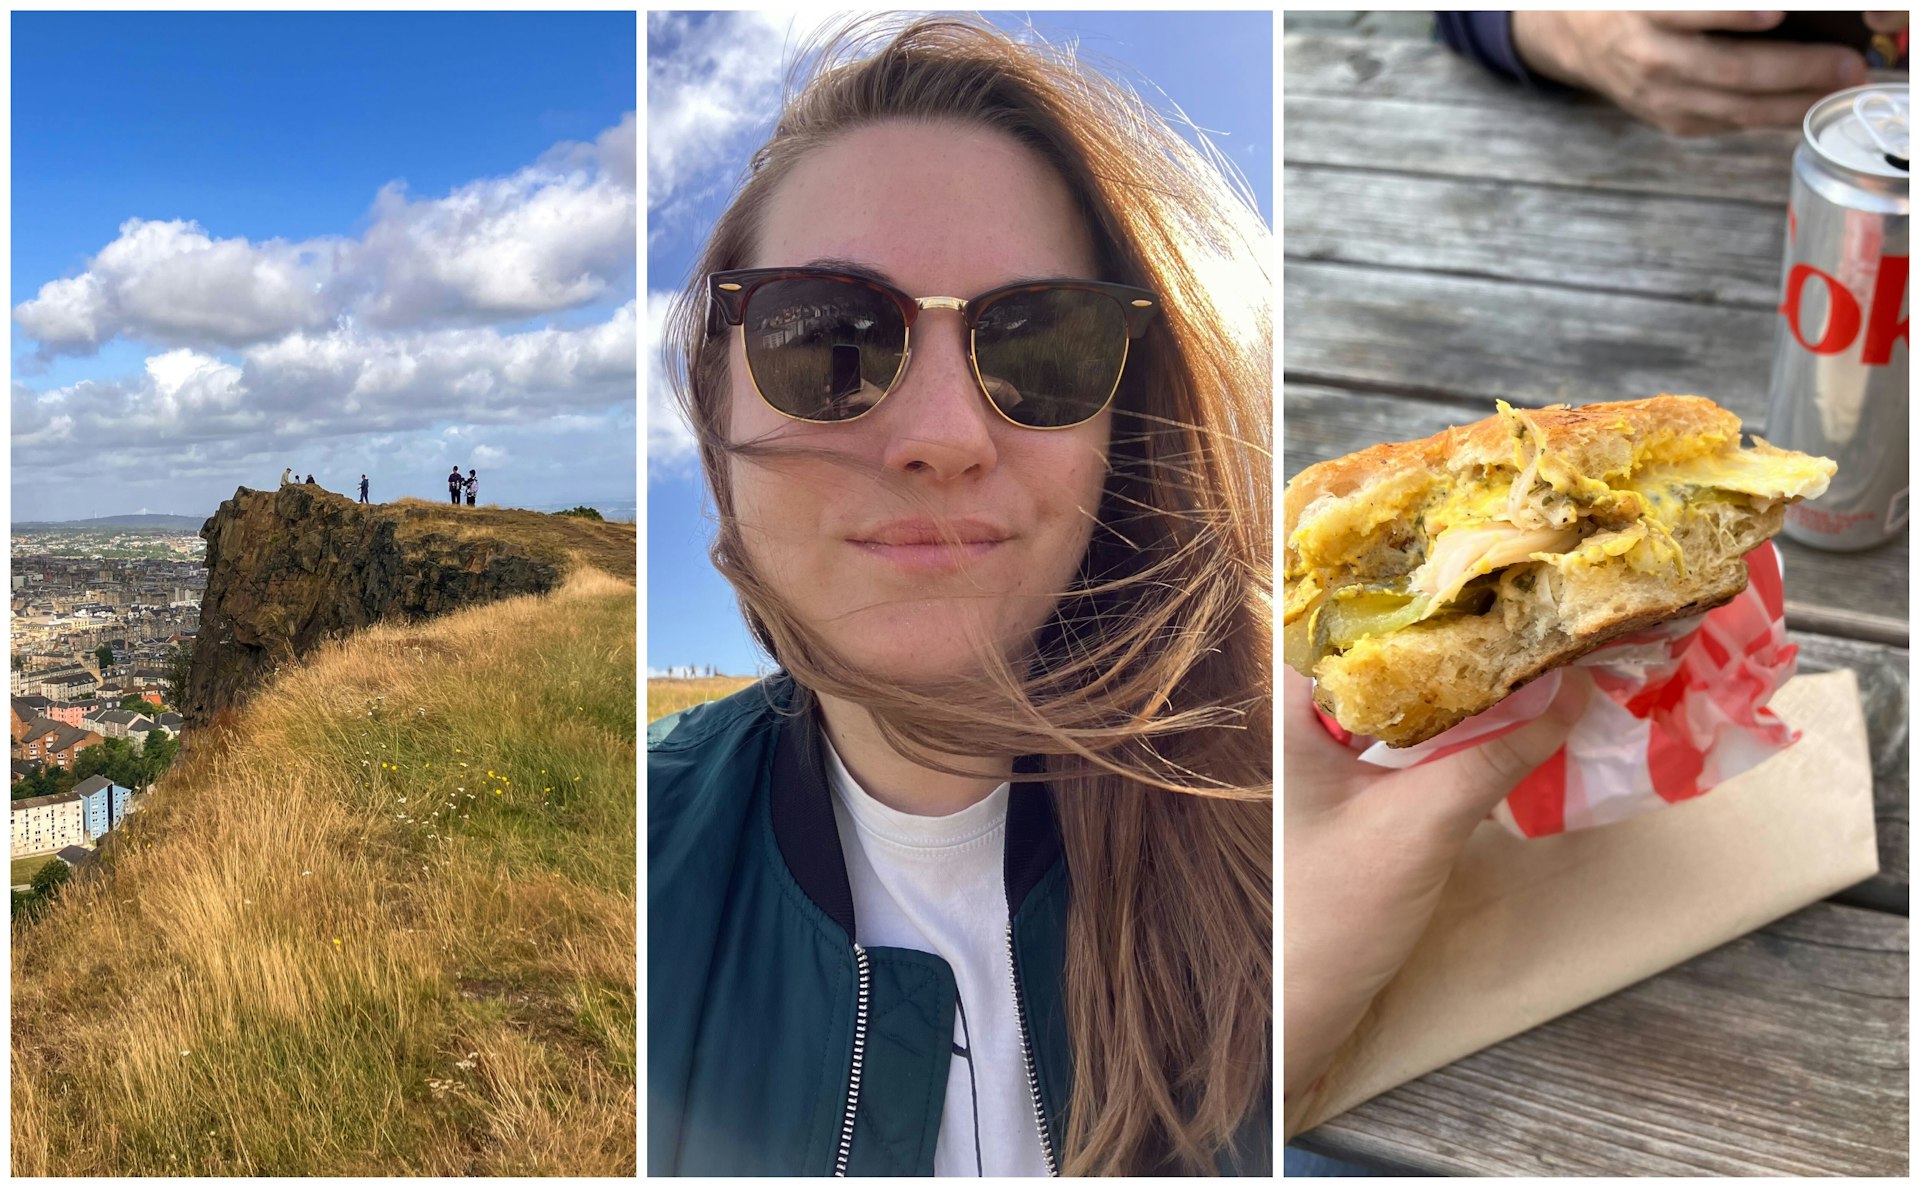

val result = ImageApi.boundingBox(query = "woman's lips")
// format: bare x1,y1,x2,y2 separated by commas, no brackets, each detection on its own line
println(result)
847,519,1010,574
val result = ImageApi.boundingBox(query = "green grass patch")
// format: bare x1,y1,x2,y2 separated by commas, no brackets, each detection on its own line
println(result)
11,855,59,887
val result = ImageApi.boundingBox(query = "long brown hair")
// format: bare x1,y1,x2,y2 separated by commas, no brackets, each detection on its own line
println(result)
663,15,1272,1174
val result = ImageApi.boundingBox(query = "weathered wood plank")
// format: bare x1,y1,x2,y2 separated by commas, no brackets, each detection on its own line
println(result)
1281,12,1436,44
1280,384,1908,645
1285,28,1567,109
1283,261,1777,425
1791,632,1909,912
1283,164,1786,307
1295,900,1908,1175
1285,89,1798,205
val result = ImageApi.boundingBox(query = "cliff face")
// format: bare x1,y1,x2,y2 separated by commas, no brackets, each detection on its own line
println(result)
184,486,632,727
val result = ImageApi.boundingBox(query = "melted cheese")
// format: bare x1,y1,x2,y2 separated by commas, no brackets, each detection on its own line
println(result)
1410,522,1581,604
1284,406,1836,669
1630,442,1834,506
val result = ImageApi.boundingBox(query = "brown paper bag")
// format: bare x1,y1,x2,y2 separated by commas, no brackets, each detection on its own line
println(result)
1297,668,1880,1132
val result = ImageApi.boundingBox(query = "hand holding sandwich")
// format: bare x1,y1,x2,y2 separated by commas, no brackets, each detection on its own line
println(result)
1283,665,1591,1138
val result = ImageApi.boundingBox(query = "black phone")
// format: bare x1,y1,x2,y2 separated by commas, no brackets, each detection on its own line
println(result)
1724,11,1876,52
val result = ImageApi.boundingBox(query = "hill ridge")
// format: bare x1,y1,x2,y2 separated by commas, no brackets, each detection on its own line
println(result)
12,568,638,1174
185,486,636,729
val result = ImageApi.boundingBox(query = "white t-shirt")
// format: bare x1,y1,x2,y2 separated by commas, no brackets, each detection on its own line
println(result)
825,742,1051,1178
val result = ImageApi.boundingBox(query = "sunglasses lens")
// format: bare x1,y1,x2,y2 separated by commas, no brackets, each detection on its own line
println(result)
973,288,1128,428
740,278,905,422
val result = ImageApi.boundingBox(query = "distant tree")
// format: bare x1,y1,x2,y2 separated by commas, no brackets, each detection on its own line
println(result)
95,644,115,672
142,731,179,785
12,763,79,801
29,860,69,898
555,506,604,521
73,738,145,791
163,643,193,711
119,694,150,712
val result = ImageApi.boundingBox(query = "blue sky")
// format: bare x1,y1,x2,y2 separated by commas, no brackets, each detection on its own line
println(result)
13,12,637,522
646,9,1273,677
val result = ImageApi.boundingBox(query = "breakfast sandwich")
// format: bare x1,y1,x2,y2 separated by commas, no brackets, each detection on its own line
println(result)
1284,396,1836,747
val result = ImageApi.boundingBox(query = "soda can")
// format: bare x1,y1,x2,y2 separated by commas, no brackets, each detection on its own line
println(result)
1764,82,1908,552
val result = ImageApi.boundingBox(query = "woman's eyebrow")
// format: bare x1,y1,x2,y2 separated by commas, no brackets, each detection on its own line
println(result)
798,257,1068,292
801,256,896,286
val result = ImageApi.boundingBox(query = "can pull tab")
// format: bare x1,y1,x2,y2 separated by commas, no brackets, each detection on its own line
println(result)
1853,91,1909,167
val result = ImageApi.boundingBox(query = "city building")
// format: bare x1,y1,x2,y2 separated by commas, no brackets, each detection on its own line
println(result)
10,791,85,856
15,720,105,769
72,774,131,839
10,695,54,738
86,708,154,742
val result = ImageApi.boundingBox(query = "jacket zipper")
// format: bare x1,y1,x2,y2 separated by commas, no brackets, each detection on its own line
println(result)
1006,921,1060,1176
832,943,871,1177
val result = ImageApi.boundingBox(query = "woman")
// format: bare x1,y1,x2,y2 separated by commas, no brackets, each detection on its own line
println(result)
650,16,1271,1176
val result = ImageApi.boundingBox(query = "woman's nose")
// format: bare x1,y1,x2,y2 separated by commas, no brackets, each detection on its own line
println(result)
877,311,998,479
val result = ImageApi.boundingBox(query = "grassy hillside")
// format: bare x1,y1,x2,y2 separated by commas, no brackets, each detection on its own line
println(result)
647,676,758,724
12,569,635,1175
386,497,636,581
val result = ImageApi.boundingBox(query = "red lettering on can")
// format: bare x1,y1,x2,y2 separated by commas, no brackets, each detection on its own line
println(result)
1862,254,1909,366
1779,263,1863,354
1778,255,1909,365
1788,504,1877,533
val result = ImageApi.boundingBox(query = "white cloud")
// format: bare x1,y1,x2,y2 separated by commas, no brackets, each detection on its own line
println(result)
646,289,697,474
355,114,636,327
15,219,337,355
13,303,635,472
14,115,636,357
645,11,844,239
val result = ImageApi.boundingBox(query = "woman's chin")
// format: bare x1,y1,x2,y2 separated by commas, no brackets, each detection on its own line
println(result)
823,618,1024,689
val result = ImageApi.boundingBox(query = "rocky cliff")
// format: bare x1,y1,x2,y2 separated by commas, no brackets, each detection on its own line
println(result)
183,486,636,727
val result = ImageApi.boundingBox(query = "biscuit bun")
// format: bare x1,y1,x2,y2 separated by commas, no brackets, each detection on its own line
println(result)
1284,397,1833,747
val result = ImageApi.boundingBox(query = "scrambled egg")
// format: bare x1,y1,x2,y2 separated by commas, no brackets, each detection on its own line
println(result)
1283,402,1835,665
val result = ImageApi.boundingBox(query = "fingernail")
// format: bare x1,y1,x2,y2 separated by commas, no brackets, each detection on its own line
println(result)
1839,55,1869,85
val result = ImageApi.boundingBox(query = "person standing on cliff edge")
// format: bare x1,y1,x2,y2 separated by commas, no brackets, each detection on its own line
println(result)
465,469,478,507
448,466,463,506
280,467,294,488
359,474,370,504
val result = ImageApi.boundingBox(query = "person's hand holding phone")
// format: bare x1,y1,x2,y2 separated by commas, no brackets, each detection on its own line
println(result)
1512,11,1877,135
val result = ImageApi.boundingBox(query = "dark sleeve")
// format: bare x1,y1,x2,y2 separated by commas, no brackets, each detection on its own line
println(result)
1434,11,1572,92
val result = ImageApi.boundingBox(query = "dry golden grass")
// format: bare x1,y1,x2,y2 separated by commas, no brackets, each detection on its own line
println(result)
12,568,636,1175
384,495,636,582
647,676,758,724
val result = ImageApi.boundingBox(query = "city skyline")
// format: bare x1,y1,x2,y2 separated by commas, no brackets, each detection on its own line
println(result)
12,12,638,523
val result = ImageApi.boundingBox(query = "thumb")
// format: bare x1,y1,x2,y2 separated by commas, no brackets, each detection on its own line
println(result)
1417,668,1593,826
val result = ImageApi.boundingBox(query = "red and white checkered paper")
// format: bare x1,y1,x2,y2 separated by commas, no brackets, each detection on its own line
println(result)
1315,541,1801,838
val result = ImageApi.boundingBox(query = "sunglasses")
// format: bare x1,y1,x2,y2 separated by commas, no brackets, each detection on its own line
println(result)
708,267,1159,429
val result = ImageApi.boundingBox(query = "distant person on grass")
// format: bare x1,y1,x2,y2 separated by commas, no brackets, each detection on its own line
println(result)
448,466,463,506
358,474,370,504
465,470,477,507
304,474,315,485
648,16,1270,1177
279,467,294,488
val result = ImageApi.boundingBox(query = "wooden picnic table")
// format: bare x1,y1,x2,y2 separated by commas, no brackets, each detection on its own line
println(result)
1284,28,1908,1176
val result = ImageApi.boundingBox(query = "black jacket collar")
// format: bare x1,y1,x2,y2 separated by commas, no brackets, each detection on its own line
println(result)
769,704,1062,943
